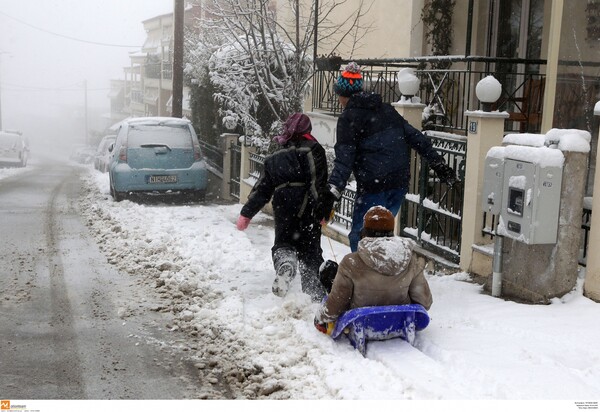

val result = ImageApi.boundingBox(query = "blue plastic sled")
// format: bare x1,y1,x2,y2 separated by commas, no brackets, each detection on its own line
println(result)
330,304,430,356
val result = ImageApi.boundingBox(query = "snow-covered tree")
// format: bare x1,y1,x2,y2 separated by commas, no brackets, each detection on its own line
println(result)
185,0,372,148
208,33,306,146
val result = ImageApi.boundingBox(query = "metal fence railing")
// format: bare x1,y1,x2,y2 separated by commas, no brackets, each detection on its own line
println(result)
198,140,223,173
249,152,264,181
399,131,467,263
238,139,590,266
332,187,357,231
312,56,548,135
581,206,592,266
229,141,241,200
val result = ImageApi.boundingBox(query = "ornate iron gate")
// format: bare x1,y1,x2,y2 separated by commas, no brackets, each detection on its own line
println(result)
399,131,467,263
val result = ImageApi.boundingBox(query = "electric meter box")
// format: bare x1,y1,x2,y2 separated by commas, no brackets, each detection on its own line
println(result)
482,148,563,244
482,152,505,215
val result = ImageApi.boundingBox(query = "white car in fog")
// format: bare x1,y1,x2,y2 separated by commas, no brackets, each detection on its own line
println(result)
0,131,29,167
94,134,116,172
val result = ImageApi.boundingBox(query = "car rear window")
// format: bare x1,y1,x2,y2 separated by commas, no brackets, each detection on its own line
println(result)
0,136,20,149
127,124,193,148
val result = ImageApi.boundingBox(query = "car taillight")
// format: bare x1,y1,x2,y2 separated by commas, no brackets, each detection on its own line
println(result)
118,146,127,162
193,143,201,161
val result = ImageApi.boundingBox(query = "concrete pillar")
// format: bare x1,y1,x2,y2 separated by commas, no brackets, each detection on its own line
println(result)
220,133,239,202
501,147,588,303
392,100,425,130
459,110,508,273
584,103,600,302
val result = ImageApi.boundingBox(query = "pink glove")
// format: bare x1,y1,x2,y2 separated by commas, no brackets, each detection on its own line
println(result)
236,215,251,231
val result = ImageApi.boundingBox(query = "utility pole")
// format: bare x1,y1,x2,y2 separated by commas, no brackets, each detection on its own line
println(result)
84,79,89,145
172,0,184,118
0,55,3,131
159,42,163,116
0,51,8,131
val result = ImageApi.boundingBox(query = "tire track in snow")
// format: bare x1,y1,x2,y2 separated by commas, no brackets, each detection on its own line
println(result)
45,172,87,398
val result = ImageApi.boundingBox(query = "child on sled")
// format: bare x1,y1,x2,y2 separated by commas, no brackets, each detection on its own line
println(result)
314,206,433,334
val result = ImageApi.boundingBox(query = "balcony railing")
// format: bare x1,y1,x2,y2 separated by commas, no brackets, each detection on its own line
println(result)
145,63,161,79
131,89,144,104
144,62,173,80
312,56,548,135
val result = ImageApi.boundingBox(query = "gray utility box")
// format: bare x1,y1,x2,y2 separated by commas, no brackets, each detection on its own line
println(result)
482,147,564,244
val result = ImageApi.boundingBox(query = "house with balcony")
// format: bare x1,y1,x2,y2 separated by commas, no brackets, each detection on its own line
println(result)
105,1,598,272
310,1,598,134
107,79,126,122
298,0,600,265
109,2,200,121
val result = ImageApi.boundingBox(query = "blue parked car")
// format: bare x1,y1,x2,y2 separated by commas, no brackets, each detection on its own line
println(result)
108,117,208,202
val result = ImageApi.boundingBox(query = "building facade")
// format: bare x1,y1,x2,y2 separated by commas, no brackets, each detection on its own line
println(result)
109,2,200,122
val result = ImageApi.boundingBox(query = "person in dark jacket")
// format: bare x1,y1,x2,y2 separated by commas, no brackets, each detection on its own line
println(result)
322,62,457,252
314,206,433,335
236,113,329,301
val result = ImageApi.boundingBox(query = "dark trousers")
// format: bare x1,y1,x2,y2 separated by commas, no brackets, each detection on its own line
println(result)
349,187,408,252
272,210,325,300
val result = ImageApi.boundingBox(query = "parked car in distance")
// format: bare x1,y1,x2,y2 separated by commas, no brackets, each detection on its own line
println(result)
94,134,116,172
0,130,29,167
108,117,208,202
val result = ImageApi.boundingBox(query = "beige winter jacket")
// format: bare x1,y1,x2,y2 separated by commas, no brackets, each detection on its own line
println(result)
318,236,433,323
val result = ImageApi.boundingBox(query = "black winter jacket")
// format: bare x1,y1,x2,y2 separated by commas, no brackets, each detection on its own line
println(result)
241,137,329,222
329,92,445,195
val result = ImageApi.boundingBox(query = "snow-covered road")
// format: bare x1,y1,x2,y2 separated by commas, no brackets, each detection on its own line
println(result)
0,160,212,399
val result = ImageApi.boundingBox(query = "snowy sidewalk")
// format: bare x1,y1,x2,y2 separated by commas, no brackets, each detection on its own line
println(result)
80,168,600,401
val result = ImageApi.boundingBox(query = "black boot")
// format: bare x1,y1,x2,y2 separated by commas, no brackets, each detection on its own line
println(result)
319,260,339,294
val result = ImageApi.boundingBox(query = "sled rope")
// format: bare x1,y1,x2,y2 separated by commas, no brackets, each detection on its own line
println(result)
326,235,337,263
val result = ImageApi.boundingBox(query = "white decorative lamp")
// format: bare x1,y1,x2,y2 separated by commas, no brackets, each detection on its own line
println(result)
475,75,502,112
397,68,420,100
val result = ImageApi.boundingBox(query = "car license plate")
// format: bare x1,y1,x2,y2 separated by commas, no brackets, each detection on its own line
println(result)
148,175,177,184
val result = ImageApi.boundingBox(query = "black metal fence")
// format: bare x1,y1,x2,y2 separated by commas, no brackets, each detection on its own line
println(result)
331,187,357,231
229,141,241,200
312,56,547,135
399,131,467,263
249,152,264,181
233,137,591,266
582,206,592,266
327,131,467,263
198,140,224,173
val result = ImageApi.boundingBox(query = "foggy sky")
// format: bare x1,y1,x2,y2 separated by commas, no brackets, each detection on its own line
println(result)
0,0,173,144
